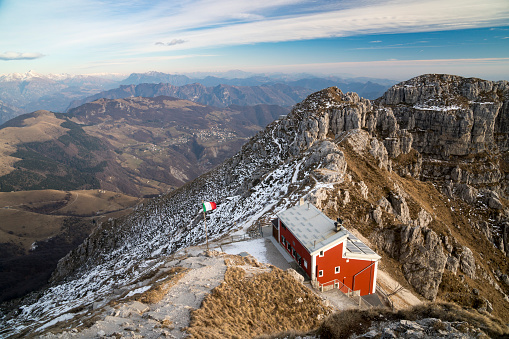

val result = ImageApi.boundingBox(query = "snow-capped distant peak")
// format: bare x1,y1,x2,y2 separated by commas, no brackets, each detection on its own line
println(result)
0,71,123,82
0,70,43,81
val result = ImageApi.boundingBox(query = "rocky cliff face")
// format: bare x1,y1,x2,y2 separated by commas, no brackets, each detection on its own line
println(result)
379,75,509,193
3,74,509,337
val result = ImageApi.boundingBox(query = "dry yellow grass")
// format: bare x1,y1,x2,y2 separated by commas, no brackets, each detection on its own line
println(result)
0,189,140,251
0,209,66,250
187,265,332,339
0,111,68,176
0,189,69,207
55,190,140,216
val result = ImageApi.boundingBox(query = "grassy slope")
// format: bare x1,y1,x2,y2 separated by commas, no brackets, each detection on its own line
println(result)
187,255,332,338
0,189,141,303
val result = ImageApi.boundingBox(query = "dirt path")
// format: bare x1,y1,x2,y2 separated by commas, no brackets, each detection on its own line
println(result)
40,252,228,338
151,254,227,338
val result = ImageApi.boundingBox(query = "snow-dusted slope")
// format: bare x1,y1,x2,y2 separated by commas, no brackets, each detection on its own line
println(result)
1,87,362,337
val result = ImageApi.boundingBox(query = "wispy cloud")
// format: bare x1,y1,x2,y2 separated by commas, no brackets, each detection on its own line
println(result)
155,39,187,46
4,0,508,54
0,51,44,61
141,0,509,52
0,0,508,75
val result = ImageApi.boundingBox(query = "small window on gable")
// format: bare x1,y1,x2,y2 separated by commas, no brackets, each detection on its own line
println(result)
318,270,323,277
335,266,340,274
303,259,308,269
346,259,349,263
319,250,324,257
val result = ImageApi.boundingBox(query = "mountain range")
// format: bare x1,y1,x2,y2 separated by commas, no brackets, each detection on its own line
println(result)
1,74,508,337
0,71,394,124
66,83,312,111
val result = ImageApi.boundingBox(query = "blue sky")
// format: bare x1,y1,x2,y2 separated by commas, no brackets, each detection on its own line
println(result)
0,0,508,80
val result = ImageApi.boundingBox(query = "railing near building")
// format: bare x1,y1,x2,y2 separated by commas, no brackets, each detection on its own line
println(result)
218,234,253,245
313,278,374,308
376,283,394,310
317,279,353,296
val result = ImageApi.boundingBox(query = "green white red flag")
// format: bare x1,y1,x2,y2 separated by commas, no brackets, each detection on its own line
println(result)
202,201,216,212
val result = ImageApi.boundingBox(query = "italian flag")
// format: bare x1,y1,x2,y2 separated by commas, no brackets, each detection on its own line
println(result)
202,201,217,212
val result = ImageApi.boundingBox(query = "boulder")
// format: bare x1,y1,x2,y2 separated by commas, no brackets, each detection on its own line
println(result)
307,187,329,210
371,206,383,227
445,255,459,274
341,190,350,206
377,197,393,213
455,184,478,205
451,167,462,182
370,138,391,170
411,209,432,228
388,193,411,224
358,181,369,199
459,246,476,279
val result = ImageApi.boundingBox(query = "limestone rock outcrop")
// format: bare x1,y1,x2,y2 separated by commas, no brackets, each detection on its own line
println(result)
459,246,476,279
372,225,447,301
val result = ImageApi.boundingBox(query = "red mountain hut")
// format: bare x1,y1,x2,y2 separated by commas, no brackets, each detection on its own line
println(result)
272,202,381,296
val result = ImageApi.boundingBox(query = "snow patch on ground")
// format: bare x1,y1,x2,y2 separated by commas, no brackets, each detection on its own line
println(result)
125,285,152,298
36,313,76,332
413,104,461,111
222,238,269,264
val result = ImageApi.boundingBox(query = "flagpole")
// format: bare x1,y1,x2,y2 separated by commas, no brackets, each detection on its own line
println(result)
202,200,209,250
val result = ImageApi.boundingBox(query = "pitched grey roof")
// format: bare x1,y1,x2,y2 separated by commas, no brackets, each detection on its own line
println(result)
277,203,380,260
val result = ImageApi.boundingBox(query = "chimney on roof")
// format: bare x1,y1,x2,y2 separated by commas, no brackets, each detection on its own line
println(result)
299,198,305,206
334,217,343,232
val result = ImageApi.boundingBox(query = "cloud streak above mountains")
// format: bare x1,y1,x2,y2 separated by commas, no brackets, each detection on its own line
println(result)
152,0,507,50
0,52,44,61
0,0,508,78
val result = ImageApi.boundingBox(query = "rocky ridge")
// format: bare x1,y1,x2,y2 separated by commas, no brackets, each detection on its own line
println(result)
66,82,312,111
2,74,509,337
